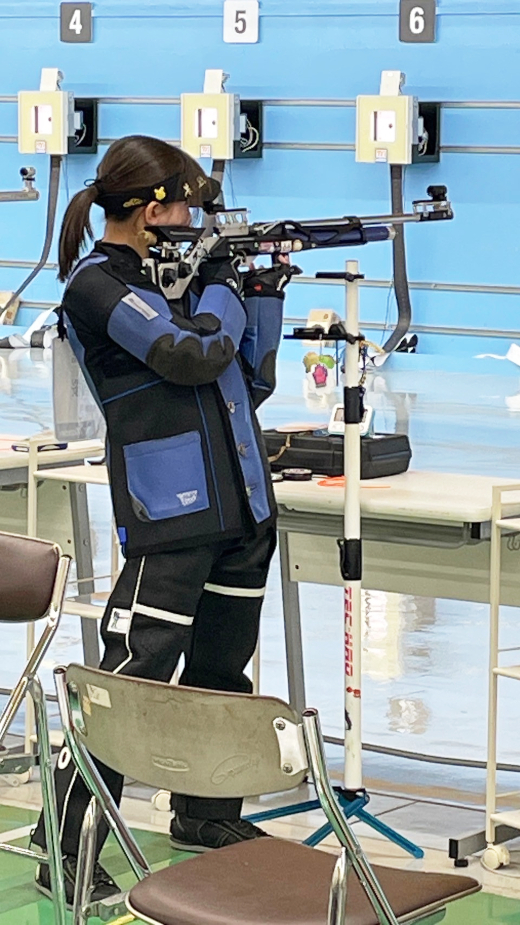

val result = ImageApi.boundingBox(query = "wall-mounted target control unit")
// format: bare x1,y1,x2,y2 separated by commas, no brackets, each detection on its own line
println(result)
18,68,75,155
181,69,241,161
356,71,418,165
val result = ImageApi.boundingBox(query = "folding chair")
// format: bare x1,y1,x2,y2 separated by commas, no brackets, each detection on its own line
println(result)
0,531,71,925
55,663,480,925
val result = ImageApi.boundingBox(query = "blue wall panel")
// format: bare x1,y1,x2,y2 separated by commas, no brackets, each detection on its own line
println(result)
0,0,520,354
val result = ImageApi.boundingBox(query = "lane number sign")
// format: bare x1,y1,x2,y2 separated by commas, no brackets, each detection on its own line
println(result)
399,0,436,43
60,2,93,43
223,0,259,44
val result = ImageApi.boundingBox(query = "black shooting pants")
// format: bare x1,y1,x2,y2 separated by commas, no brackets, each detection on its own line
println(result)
33,526,277,858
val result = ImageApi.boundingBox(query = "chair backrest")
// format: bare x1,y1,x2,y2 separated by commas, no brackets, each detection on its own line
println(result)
0,531,61,623
65,665,308,799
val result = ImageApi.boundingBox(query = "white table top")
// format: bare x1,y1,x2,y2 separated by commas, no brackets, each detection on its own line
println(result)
34,463,109,486
0,437,104,472
30,464,520,526
274,470,520,525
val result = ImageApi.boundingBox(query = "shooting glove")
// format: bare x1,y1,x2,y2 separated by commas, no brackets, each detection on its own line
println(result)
243,263,302,300
197,257,244,302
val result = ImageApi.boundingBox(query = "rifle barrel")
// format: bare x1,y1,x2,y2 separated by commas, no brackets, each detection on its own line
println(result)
295,212,421,228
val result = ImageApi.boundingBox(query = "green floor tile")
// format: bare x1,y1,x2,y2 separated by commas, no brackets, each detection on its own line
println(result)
0,803,39,834
443,892,520,924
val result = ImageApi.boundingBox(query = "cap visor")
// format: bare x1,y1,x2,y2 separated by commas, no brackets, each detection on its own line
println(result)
189,175,221,209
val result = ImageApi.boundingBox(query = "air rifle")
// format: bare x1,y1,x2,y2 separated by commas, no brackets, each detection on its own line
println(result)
144,185,453,300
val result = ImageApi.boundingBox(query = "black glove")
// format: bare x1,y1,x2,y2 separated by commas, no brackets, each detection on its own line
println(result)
197,257,244,301
242,263,302,299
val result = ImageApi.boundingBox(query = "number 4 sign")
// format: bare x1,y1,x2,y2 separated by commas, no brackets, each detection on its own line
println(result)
60,2,93,43
399,0,436,43
223,0,259,44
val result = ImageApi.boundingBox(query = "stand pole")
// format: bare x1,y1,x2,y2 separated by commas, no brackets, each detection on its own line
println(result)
343,260,363,791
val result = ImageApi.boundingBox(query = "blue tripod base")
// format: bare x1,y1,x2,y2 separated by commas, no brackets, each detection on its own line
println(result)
245,787,424,859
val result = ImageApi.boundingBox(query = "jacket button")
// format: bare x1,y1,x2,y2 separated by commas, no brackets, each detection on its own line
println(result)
246,486,253,497
227,401,236,414
237,443,247,457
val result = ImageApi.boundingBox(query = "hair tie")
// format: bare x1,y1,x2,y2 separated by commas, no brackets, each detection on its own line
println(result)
84,178,106,202
84,177,108,191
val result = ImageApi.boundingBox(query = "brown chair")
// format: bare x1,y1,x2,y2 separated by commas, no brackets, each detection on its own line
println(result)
55,664,480,925
0,531,71,925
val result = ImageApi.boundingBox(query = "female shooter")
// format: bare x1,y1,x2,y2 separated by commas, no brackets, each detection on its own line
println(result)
32,134,296,905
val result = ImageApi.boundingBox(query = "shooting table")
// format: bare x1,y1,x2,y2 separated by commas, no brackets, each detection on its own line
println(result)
275,470,520,714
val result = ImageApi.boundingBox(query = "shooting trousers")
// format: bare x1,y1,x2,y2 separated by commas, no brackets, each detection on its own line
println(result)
32,526,277,857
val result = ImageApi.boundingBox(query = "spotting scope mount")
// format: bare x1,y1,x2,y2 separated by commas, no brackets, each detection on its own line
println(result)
0,168,40,204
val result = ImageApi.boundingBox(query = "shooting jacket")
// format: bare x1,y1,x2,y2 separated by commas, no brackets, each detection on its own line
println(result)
61,241,283,558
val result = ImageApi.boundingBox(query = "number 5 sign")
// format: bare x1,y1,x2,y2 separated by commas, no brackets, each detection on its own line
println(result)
60,2,93,42
399,0,436,43
223,0,259,43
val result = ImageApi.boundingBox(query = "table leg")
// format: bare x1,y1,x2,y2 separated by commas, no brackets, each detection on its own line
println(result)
69,482,101,667
279,530,306,715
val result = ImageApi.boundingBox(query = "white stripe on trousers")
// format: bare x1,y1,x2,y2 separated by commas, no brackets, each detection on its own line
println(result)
132,603,194,626
113,555,146,675
203,582,266,598
59,768,79,844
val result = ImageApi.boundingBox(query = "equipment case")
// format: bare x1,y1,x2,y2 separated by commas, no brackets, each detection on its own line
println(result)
262,430,412,480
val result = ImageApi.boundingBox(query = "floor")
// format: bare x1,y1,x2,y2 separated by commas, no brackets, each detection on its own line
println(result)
2,336,520,922
2,780,520,923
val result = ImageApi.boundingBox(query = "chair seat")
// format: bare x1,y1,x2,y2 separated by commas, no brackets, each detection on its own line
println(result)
126,838,480,925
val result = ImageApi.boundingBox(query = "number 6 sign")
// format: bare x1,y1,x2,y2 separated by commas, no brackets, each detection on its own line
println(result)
399,0,436,43
223,0,259,43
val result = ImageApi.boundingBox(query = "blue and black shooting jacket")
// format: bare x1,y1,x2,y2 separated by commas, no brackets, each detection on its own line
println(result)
61,241,283,558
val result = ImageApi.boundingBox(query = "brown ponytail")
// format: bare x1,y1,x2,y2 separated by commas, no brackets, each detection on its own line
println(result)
58,185,99,281
58,134,214,281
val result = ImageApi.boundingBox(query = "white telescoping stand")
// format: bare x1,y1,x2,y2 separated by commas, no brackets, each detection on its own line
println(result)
247,260,423,858
309,260,423,856
343,259,364,793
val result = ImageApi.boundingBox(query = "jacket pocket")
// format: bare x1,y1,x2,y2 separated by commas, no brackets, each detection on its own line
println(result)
123,432,210,521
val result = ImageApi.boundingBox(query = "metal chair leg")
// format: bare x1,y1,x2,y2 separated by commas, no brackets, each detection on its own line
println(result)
74,797,101,925
302,709,400,925
31,676,67,925
0,675,30,745
328,848,349,925
0,619,59,745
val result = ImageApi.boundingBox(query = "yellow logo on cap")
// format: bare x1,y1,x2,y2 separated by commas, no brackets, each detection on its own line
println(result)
154,187,166,201
123,197,145,208
196,175,207,189
183,182,193,198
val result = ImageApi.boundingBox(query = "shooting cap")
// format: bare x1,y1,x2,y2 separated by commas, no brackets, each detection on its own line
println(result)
90,153,221,217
